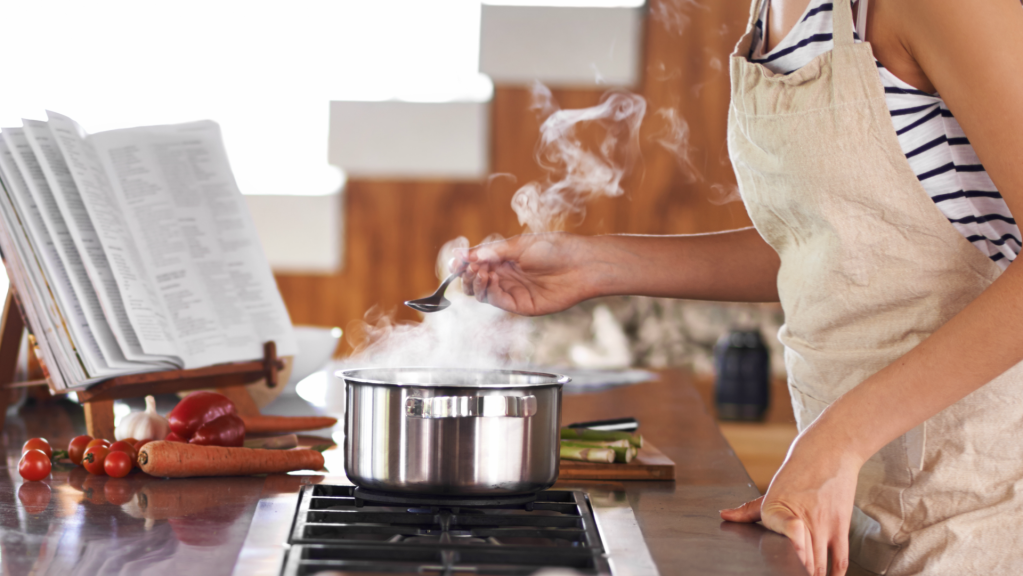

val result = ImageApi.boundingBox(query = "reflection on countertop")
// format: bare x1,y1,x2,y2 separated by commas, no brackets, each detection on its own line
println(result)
0,396,324,576
2,451,321,574
0,369,806,576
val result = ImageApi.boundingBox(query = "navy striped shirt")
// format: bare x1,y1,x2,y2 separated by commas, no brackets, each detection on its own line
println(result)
749,0,1019,268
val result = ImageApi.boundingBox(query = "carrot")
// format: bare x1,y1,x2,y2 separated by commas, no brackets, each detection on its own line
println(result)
137,440,325,478
132,477,264,519
240,415,337,434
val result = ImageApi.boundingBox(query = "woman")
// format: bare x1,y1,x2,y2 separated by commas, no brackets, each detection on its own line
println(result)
453,0,1023,574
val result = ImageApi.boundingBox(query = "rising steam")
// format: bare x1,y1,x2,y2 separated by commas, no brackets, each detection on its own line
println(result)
343,83,738,370
511,83,647,233
709,182,741,205
651,108,702,184
650,107,741,204
342,86,650,369
344,298,532,368
650,0,708,36
343,236,533,369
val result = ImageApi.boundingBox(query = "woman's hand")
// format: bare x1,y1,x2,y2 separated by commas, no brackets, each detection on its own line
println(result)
451,232,605,316
452,228,783,314
720,426,865,576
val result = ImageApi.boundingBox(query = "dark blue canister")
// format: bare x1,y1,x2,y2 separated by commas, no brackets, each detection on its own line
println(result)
713,329,770,421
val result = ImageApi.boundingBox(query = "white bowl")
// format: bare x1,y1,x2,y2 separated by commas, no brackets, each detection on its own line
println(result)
289,326,343,387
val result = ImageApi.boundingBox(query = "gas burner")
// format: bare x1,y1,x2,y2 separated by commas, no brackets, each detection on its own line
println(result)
352,486,538,509
283,485,611,575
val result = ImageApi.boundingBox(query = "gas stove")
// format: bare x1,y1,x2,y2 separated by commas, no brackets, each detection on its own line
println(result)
282,485,611,575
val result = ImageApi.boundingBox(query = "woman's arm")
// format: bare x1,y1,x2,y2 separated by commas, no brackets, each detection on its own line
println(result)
723,2,1023,576
589,228,781,301
455,227,780,316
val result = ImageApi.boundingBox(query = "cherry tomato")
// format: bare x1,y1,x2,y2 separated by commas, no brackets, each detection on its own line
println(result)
121,437,138,445
82,446,110,475
86,438,111,449
134,439,153,452
103,478,135,505
108,441,137,461
68,435,93,465
19,449,51,481
67,466,89,491
18,482,51,514
103,450,132,478
81,474,108,504
22,438,52,459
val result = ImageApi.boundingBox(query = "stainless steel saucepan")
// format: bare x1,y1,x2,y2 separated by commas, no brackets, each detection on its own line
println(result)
339,367,569,495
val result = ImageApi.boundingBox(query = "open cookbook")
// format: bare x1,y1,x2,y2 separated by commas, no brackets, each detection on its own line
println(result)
0,111,296,391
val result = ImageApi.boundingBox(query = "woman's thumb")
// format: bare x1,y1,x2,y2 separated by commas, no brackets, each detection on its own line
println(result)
451,236,522,274
448,254,470,274
720,496,764,523
450,244,485,272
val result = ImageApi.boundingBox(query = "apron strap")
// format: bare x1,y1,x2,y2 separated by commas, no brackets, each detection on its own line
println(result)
748,0,767,36
856,0,870,41
733,0,767,60
834,0,856,46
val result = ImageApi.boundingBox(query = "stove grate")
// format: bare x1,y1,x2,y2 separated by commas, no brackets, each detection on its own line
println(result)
282,485,611,575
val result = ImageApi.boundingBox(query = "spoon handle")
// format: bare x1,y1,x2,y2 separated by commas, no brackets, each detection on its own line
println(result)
437,272,459,295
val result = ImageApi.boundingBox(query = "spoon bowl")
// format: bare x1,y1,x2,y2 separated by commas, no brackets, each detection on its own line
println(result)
405,272,459,313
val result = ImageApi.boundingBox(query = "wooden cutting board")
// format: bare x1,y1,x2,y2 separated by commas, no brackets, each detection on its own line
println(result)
558,441,675,481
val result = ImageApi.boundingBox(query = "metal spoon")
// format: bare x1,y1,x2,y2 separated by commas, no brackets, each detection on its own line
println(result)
405,272,459,313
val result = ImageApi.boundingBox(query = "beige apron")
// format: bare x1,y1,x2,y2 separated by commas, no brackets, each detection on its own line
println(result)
728,0,1023,574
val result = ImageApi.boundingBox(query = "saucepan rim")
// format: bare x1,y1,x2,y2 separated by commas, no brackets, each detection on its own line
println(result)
338,366,570,389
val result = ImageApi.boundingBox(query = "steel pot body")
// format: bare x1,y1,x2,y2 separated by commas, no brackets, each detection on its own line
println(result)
340,368,567,495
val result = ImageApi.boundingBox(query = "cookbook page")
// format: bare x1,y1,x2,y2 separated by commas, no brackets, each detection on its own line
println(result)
27,118,180,364
84,118,295,365
0,137,125,377
0,168,75,389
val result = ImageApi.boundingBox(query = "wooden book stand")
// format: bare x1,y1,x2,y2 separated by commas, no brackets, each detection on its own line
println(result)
0,289,284,439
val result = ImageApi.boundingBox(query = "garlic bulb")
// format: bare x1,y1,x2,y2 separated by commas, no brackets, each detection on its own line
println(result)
115,395,170,441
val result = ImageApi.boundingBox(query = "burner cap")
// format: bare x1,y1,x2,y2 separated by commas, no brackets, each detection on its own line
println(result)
352,487,538,508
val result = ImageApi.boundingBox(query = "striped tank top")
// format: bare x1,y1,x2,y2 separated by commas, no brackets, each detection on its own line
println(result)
749,0,1019,268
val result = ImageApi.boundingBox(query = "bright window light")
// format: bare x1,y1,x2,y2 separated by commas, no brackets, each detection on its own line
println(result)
0,1,491,196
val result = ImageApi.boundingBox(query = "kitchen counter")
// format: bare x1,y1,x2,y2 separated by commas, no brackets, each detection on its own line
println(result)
0,369,804,575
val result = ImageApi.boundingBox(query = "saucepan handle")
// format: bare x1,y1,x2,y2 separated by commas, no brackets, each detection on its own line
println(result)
405,395,537,418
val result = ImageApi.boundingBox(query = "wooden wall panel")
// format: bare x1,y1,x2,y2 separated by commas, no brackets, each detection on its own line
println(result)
278,0,755,354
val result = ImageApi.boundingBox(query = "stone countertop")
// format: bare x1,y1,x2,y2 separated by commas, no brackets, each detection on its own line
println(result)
557,368,803,574
0,369,804,575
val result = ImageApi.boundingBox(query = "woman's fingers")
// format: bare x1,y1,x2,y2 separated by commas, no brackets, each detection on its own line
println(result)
719,496,764,522
472,269,488,302
460,264,477,296
790,519,812,575
721,497,852,576
803,523,816,576
811,524,828,576
456,238,518,297
766,510,849,576
760,506,813,574
777,515,809,570
474,235,523,266
831,526,851,576
450,248,473,268
483,279,519,313
448,257,469,276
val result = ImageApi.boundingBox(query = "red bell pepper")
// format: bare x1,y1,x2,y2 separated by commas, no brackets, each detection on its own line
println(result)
167,392,246,447
165,432,188,443
190,414,246,447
